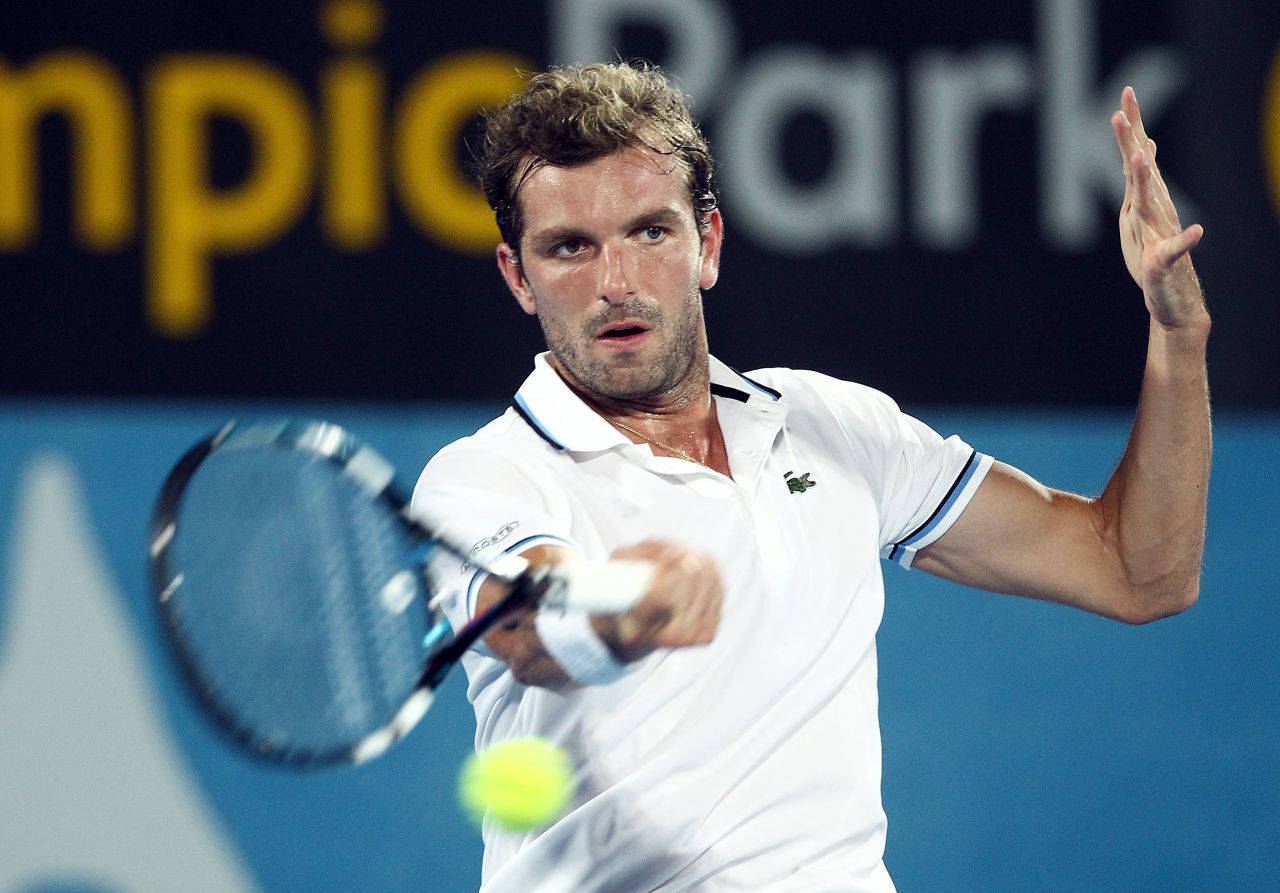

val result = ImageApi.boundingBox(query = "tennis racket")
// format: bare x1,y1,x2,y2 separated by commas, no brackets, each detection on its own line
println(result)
149,419,649,767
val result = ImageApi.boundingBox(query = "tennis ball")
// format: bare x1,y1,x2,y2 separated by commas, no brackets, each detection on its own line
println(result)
458,737,574,832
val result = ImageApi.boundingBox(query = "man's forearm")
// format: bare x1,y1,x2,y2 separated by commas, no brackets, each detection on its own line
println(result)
1094,309,1211,620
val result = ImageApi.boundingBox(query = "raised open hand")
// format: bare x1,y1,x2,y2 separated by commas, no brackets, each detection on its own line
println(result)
1111,86,1207,328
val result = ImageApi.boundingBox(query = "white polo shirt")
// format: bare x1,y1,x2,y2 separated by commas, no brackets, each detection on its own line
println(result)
411,353,991,892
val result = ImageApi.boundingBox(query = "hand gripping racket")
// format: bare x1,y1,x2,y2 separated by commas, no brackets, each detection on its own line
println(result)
149,420,650,766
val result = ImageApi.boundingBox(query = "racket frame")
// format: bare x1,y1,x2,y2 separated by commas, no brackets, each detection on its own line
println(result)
149,419,548,767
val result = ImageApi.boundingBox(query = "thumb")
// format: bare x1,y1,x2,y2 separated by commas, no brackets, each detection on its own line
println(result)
1156,224,1203,269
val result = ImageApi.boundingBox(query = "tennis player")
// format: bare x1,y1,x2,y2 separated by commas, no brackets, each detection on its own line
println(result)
411,62,1209,891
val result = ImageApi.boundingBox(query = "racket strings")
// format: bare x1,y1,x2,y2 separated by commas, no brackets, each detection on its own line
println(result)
342,491,425,719
166,447,430,756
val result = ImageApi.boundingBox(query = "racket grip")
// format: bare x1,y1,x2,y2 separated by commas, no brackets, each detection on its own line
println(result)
541,560,653,613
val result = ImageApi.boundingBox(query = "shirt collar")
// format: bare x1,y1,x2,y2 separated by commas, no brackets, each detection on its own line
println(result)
511,352,783,454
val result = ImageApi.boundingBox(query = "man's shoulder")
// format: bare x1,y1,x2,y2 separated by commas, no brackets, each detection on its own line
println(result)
422,407,558,477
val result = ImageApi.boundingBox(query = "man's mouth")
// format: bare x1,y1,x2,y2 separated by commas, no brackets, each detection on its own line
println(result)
595,322,651,347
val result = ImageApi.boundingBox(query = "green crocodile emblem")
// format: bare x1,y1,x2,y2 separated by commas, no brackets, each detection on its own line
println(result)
784,470,817,494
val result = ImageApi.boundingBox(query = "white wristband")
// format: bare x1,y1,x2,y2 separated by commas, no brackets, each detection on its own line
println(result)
541,560,653,613
534,609,628,685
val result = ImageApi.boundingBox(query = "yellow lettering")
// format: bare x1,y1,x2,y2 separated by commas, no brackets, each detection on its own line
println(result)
394,52,527,254
320,0,385,249
148,57,313,336
320,0,383,47
1264,43,1280,222
0,53,133,251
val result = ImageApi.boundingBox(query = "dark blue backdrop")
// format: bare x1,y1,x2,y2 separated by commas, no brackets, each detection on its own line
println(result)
3,0,1279,406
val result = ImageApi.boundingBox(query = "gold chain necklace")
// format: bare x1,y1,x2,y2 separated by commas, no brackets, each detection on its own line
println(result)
609,418,707,467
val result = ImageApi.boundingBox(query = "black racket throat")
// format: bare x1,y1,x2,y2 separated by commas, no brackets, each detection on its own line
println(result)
419,568,550,690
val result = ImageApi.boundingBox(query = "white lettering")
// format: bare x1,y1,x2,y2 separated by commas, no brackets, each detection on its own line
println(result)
547,0,1187,254
550,0,734,113
1038,0,1184,249
720,49,897,251
910,49,1034,248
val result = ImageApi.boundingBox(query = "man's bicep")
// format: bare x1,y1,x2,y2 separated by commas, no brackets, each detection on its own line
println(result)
912,460,1134,620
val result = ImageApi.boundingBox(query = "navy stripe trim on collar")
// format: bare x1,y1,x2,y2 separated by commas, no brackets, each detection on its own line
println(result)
710,382,750,402
511,394,567,450
726,366,782,400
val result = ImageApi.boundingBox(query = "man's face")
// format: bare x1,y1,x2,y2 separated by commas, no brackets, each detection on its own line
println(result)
496,148,723,403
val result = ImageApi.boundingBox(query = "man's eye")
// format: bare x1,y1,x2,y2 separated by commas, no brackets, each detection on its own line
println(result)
552,240,585,257
639,226,666,241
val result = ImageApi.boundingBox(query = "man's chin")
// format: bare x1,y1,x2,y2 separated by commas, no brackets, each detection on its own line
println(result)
549,341,693,401
582,358,674,400
587,371,667,401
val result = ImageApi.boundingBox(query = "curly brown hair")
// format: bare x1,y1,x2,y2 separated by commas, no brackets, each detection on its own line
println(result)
477,61,718,260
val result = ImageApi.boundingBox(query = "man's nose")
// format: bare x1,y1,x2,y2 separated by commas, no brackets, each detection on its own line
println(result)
597,241,636,301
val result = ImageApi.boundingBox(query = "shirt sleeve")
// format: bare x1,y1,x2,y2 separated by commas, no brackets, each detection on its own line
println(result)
410,439,628,684
791,370,993,569
873,413,993,569
409,440,580,635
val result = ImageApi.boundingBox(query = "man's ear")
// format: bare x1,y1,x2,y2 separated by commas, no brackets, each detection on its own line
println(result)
497,243,536,315
699,208,724,291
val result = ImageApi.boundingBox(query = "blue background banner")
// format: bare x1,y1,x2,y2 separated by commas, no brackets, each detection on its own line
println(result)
1,405,1275,890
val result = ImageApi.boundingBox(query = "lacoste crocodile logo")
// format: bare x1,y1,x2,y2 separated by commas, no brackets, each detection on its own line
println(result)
784,471,817,494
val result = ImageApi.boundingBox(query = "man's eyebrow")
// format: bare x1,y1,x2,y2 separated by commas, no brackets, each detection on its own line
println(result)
627,207,685,229
528,225,585,249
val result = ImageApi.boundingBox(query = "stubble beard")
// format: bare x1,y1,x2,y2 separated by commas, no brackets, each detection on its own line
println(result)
538,290,706,402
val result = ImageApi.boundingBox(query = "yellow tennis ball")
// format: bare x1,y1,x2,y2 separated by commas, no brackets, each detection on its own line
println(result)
458,737,574,832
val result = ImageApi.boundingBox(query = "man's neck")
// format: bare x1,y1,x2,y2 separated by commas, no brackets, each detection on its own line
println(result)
547,352,731,475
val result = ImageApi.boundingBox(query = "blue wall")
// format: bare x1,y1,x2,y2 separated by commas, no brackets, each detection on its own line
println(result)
1,405,1275,891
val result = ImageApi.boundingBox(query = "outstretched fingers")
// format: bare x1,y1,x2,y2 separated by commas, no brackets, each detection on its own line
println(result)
1122,86,1151,148
1131,144,1184,237
1131,151,1165,227
1110,86,1206,312
1112,110,1136,179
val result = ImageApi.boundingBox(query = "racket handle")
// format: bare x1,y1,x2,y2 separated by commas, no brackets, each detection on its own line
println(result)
541,560,653,613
